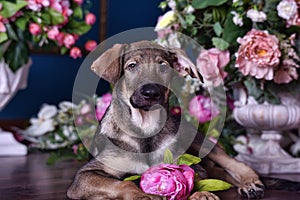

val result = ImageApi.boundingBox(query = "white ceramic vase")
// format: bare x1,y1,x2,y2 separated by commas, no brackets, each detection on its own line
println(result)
233,88,300,174
0,58,32,111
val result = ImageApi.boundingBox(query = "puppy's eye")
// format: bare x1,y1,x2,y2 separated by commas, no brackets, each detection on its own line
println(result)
126,62,137,71
159,61,169,73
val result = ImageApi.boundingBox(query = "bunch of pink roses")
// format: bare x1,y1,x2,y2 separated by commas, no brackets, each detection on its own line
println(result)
0,0,97,71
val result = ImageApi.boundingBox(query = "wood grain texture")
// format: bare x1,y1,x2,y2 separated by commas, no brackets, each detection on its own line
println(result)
0,152,299,199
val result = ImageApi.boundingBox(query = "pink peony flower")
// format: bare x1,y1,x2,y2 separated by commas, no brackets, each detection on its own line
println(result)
73,0,83,5
85,13,96,25
235,29,281,80
29,23,42,36
47,26,59,40
70,47,82,59
0,21,6,32
189,95,220,123
95,93,112,121
27,0,50,11
196,48,229,87
63,33,76,48
140,164,195,200
85,40,97,52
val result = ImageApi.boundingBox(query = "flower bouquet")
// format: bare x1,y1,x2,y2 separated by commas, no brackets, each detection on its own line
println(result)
17,93,112,164
0,0,97,72
155,0,300,157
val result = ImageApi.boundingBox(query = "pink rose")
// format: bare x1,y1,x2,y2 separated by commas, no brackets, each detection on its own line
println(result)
189,95,220,123
47,26,59,40
235,29,281,80
140,164,194,200
85,13,96,25
95,93,112,121
73,0,83,5
197,48,229,87
29,23,42,36
63,33,76,48
85,40,97,52
70,47,82,59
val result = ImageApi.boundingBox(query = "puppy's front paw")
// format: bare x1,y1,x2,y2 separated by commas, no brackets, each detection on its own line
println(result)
189,191,220,200
238,178,265,199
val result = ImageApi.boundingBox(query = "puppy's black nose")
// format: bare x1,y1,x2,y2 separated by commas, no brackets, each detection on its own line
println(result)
140,84,161,100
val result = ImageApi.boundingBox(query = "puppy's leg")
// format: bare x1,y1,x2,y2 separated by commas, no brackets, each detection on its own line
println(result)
67,159,164,200
207,146,265,199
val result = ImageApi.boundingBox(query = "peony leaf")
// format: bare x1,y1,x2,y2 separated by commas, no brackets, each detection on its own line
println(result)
0,0,27,18
73,6,83,19
194,179,233,192
67,21,91,35
177,154,201,166
212,37,229,50
0,32,8,43
164,148,174,164
192,0,228,9
213,22,223,37
124,175,141,181
48,9,65,25
15,17,28,31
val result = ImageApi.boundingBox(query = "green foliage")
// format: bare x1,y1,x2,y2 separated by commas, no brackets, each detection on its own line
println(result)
0,0,27,18
164,148,174,164
124,175,141,181
194,179,233,192
192,0,229,9
177,154,201,166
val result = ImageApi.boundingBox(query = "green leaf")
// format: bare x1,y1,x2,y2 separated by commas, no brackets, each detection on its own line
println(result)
213,22,223,37
243,78,264,101
177,154,201,166
73,6,83,19
164,148,174,164
48,8,65,25
192,0,228,9
212,37,229,50
222,13,249,44
4,41,29,72
124,175,141,181
5,24,18,41
185,14,195,26
67,21,91,35
0,32,8,43
194,179,233,192
15,17,28,31
0,0,27,18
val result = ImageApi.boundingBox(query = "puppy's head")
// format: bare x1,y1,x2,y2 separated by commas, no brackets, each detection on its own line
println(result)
91,41,201,111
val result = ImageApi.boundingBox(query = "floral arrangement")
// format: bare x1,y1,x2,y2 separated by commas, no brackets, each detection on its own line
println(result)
125,150,232,200
156,0,300,104
17,93,112,164
0,0,97,72
154,0,300,155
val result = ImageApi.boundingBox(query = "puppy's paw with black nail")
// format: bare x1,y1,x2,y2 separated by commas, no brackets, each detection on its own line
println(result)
238,179,265,199
189,191,220,200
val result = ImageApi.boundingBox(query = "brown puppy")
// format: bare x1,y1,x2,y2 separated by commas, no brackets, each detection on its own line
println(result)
67,41,264,200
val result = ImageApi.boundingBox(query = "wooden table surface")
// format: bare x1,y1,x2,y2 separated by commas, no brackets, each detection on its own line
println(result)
0,153,299,200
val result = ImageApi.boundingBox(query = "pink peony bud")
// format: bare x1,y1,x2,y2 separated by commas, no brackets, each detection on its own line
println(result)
63,33,76,48
189,95,220,123
47,26,59,40
85,13,96,25
95,93,112,121
85,40,97,52
140,164,195,200
70,47,82,59
29,23,42,36
0,22,6,33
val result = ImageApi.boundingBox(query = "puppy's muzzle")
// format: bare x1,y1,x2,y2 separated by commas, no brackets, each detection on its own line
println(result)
130,83,165,111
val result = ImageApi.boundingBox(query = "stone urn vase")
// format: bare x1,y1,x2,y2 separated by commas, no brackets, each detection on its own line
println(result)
233,88,300,174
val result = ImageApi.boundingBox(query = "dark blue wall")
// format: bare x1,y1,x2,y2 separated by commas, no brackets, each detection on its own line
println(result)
0,0,163,119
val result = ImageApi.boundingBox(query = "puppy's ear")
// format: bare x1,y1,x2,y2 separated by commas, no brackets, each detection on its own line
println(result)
169,48,203,82
91,44,125,84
